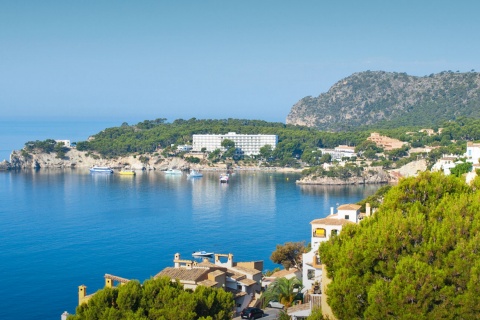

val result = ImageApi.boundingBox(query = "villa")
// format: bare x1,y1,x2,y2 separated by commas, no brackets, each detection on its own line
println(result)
155,253,263,314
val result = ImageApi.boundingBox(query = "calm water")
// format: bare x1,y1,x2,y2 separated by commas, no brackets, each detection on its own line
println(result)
0,169,380,319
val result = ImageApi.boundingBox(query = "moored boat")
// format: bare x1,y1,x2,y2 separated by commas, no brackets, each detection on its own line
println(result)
219,173,229,183
119,169,135,175
187,169,203,178
192,251,214,257
90,166,113,173
164,169,183,175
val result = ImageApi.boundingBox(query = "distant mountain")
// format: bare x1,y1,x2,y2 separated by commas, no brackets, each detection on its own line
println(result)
286,70,480,131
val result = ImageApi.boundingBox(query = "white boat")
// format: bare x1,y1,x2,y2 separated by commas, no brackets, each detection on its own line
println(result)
90,166,113,173
187,169,203,178
164,169,183,175
192,251,214,257
219,173,229,183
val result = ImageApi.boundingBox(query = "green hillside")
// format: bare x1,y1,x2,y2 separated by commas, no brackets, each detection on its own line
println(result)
286,71,480,131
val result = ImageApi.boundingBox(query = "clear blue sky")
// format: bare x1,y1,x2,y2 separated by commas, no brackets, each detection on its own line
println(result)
1,1,479,123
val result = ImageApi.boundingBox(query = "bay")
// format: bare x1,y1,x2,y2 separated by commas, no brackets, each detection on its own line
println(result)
0,168,380,320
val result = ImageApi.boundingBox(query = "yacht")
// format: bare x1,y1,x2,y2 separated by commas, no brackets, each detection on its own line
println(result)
89,166,113,173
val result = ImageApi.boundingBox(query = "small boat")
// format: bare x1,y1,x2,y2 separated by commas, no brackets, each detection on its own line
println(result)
219,173,229,183
192,251,214,257
90,166,113,173
187,169,203,178
119,169,135,175
164,169,183,175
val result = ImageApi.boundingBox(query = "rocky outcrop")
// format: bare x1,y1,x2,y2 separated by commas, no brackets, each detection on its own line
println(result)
296,167,392,185
0,160,11,170
8,148,192,171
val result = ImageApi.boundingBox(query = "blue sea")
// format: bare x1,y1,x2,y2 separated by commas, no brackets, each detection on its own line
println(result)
0,119,381,319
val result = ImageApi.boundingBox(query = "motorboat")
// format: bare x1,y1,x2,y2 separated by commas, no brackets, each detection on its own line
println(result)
164,169,183,175
119,169,135,175
187,169,203,178
89,166,113,173
219,173,229,183
192,251,214,257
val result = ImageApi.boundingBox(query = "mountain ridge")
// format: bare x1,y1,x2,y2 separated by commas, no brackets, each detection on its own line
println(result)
286,70,480,131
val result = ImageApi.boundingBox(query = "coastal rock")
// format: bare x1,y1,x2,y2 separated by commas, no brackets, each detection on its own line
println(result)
296,167,391,185
0,160,11,170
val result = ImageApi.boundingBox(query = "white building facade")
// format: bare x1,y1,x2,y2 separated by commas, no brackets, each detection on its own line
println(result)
466,142,480,164
192,132,278,156
302,204,364,291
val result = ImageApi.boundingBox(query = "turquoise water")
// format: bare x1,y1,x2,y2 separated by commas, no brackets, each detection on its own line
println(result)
0,169,380,319
0,119,381,319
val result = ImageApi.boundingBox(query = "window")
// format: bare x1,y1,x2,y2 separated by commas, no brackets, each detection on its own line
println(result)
345,215,349,220
307,269,315,280
331,229,338,236
314,228,326,237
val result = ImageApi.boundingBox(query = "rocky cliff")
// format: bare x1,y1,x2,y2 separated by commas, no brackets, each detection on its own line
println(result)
286,71,480,131
296,167,392,185
8,148,195,171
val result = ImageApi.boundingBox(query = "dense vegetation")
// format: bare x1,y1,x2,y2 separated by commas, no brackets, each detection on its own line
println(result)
68,276,234,320
319,172,480,319
73,118,371,164
20,117,480,174
287,70,480,131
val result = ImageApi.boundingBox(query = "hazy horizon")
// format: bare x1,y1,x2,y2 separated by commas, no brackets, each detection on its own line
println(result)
2,1,480,123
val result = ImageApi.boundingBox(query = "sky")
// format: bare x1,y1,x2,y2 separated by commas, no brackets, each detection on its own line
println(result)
1,0,479,123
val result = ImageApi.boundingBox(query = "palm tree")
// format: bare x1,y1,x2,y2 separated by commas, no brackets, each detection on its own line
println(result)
263,277,304,308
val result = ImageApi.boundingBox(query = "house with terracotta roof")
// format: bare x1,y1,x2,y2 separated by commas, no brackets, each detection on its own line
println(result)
367,132,406,151
155,253,263,314
302,203,369,291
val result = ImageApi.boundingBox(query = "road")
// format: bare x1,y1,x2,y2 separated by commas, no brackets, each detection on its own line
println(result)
233,307,283,320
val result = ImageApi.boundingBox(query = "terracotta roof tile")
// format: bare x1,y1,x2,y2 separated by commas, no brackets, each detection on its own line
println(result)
154,267,209,282
310,217,355,226
337,204,361,210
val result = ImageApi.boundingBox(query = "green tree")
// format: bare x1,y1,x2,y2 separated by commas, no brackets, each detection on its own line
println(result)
450,162,472,177
262,277,303,308
319,172,480,319
68,276,234,320
220,139,235,150
270,241,305,270
259,144,273,160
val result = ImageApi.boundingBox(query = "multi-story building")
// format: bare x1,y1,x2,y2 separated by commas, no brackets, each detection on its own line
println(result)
367,132,406,151
192,132,277,156
466,142,480,164
302,204,368,291
156,253,263,314
78,252,264,315
319,145,357,161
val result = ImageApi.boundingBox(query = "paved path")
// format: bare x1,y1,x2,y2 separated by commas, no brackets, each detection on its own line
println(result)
233,307,282,320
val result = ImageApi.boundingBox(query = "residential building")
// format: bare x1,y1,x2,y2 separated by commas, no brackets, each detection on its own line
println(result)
319,145,356,161
55,139,71,147
77,252,263,315
302,204,366,292
367,132,406,151
431,156,459,175
155,253,263,314
192,132,277,156
177,144,193,152
466,142,480,164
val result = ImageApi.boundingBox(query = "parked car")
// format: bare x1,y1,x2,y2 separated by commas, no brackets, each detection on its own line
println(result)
267,300,285,309
240,307,264,319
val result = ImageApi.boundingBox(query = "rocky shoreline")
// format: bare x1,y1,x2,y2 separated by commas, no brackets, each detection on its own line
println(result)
2,149,427,185
296,167,393,185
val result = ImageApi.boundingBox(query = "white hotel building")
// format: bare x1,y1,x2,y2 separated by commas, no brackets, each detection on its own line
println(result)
192,132,278,156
